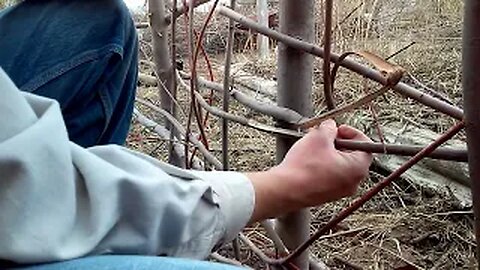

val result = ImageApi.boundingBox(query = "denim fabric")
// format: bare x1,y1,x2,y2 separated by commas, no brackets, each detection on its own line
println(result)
11,256,244,270
0,0,138,147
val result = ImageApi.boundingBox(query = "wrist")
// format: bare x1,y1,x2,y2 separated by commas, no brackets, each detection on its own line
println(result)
246,168,300,223
268,165,311,208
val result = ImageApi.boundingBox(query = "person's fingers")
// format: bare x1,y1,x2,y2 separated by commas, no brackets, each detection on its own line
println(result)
336,126,373,167
337,125,372,142
312,119,338,149
342,148,373,171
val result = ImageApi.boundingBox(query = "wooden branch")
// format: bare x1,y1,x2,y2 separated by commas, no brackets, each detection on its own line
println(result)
323,0,334,110
223,0,241,260
149,0,183,166
176,71,305,137
136,99,223,169
209,253,253,269
170,0,181,166
256,0,269,59
238,233,275,264
177,71,308,124
261,220,289,254
222,0,237,172
216,6,464,121
336,139,468,162
133,109,204,170
300,50,406,129
298,84,391,129
165,0,211,25
184,0,212,168
142,73,469,163
275,1,315,267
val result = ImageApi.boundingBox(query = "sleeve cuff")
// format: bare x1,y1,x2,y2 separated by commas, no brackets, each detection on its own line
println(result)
189,171,255,243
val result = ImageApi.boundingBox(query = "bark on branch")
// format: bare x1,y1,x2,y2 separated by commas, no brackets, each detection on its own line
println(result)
216,6,464,121
138,73,468,163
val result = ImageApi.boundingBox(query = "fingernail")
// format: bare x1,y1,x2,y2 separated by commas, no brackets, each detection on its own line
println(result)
321,119,336,127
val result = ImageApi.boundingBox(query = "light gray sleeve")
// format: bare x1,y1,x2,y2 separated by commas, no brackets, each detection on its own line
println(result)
0,69,255,264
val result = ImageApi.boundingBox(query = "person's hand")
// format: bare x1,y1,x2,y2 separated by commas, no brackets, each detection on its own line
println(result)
272,119,372,207
247,119,372,222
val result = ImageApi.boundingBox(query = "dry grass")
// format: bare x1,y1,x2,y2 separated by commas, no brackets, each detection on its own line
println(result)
129,0,474,268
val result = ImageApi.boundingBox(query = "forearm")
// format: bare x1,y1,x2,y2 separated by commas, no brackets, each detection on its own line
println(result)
246,169,299,223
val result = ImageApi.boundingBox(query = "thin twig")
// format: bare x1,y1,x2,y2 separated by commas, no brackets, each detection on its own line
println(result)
209,252,253,269
223,0,240,260
177,0,216,167
184,0,196,168
185,0,221,168
170,0,180,166
323,0,335,110
165,0,211,25
386,41,416,60
333,2,363,32
367,243,426,270
222,0,237,171
138,65,187,118
298,84,392,129
133,108,204,170
189,0,219,168
136,98,223,169
178,71,308,124
177,71,305,138
238,233,276,265
261,220,289,254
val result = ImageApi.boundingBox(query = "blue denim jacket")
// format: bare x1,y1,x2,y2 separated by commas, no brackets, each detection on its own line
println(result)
0,0,138,147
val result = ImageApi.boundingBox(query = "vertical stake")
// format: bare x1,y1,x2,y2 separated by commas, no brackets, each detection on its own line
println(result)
462,0,480,267
275,0,315,269
223,0,241,261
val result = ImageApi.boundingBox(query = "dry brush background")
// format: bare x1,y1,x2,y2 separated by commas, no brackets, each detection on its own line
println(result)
130,0,474,269
1,0,471,269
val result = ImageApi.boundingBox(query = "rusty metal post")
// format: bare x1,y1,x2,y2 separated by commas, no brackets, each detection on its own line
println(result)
275,0,314,269
462,0,480,267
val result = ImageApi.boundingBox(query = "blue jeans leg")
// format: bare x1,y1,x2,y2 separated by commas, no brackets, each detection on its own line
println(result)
13,255,244,270
0,0,138,147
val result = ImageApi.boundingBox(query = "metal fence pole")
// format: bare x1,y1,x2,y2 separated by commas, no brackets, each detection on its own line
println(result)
462,0,480,267
275,0,314,269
